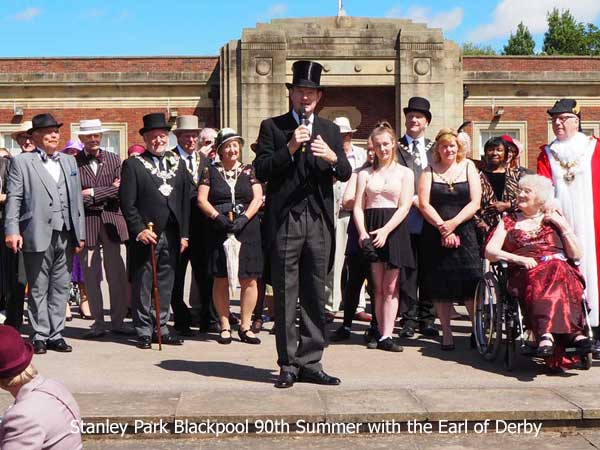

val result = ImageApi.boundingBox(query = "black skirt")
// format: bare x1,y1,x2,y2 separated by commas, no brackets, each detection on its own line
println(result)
364,208,414,270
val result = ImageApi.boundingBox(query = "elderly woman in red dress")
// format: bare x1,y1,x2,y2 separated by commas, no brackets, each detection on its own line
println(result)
485,174,590,365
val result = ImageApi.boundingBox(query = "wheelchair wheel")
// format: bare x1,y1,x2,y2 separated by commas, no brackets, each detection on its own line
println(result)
474,273,503,361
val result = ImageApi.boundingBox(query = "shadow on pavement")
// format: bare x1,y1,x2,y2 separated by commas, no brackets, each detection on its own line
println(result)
156,359,276,384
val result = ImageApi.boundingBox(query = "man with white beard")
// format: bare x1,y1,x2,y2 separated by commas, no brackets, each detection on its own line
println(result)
538,99,600,359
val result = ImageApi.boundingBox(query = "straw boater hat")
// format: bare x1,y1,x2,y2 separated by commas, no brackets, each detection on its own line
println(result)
173,115,200,134
77,119,108,135
10,121,33,140
333,117,357,134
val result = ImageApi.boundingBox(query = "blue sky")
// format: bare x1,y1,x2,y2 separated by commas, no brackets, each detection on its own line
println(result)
1,0,599,57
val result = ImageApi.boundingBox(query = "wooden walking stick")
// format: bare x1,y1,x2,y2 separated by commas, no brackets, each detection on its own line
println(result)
147,222,162,350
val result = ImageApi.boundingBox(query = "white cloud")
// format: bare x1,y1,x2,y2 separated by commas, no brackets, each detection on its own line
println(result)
10,7,41,21
386,6,464,32
263,3,288,19
468,0,600,42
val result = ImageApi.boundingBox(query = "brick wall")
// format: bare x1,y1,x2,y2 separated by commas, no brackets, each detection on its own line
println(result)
316,86,396,140
464,105,600,168
464,56,600,72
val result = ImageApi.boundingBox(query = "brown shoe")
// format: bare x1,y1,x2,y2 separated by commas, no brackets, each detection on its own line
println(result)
354,311,372,322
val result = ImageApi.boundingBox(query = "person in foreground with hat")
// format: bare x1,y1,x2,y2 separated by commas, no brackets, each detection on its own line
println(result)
169,115,213,337
120,113,190,349
4,113,85,354
396,97,438,339
538,98,600,359
75,119,131,338
198,128,263,345
254,60,351,388
0,325,82,449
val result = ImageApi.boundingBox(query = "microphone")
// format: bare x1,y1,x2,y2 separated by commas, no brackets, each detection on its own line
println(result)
299,108,309,153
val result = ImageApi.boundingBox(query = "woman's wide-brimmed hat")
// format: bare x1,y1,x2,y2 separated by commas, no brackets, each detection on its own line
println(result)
285,60,324,90
215,128,244,152
0,325,34,379
62,139,84,153
139,113,171,136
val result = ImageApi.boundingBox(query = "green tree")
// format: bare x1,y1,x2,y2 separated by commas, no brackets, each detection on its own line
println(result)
542,8,587,55
585,23,600,56
503,22,536,55
462,42,497,56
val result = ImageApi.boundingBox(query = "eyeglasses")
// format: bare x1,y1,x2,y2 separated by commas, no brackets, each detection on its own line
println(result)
203,140,214,145
552,115,578,124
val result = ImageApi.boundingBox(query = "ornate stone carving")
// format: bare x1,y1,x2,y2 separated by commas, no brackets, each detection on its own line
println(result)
255,58,272,76
414,58,430,76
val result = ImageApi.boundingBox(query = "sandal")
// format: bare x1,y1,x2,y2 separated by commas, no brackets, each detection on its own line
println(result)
238,328,261,345
537,334,554,357
217,329,232,345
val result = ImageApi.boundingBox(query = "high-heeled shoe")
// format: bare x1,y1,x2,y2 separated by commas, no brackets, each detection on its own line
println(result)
238,328,261,345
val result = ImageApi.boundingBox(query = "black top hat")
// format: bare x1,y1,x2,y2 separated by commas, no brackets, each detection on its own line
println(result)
547,99,580,117
28,113,63,134
403,97,432,123
139,113,171,136
285,60,324,90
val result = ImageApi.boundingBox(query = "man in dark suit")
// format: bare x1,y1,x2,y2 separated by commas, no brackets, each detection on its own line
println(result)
397,97,438,338
254,60,352,388
119,113,190,349
169,115,214,336
75,119,131,338
4,113,86,354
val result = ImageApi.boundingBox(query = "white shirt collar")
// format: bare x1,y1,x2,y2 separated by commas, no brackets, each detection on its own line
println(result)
405,135,425,148
176,145,194,159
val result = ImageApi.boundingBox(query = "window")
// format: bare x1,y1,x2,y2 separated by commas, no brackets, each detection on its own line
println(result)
472,121,528,168
70,123,128,159
0,124,31,156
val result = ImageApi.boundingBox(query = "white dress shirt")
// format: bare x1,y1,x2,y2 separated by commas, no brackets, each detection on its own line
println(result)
176,145,196,175
37,148,61,183
405,135,428,169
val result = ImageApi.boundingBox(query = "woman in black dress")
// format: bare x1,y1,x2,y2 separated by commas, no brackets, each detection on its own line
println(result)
418,128,482,350
197,128,263,345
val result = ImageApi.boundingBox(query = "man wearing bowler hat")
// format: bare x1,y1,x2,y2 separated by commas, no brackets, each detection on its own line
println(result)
120,113,190,349
254,60,352,388
75,118,131,338
396,96,438,339
538,99,600,359
4,113,86,354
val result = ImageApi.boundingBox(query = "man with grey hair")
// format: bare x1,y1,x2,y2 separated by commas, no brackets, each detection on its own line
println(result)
4,113,85,354
199,127,217,159
538,98,600,359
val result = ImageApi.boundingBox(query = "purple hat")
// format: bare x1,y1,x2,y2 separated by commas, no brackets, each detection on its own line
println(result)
0,325,34,379
61,139,84,153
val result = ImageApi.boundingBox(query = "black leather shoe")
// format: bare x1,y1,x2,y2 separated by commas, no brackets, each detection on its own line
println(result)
420,324,440,337
153,334,184,345
398,324,415,338
377,337,404,352
330,326,351,342
33,340,47,354
238,328,261,344
137,336,151,349
47,339,72,353
274,370,296,389
299,369,341,386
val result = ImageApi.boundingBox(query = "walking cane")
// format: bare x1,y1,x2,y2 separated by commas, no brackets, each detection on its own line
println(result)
147,222,162,350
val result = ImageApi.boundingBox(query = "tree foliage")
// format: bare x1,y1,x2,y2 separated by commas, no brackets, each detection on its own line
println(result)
542,8,587,55
503,22,535,55
462,42,497,56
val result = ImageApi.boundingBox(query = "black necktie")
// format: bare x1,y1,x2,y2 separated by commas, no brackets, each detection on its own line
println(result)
157,157,166,172
187,155,193,172
412,141,419,167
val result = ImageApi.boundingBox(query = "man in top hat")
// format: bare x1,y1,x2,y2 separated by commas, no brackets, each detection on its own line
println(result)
75,119,131,338
120,113,190,349
4,113,85,354
169,115,213,336
254,60,352,388
396,97,438,339
538,98,600,359
10,121,35,155
328,116,370,340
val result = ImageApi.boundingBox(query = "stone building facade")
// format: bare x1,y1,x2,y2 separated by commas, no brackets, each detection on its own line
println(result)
0,17,599,168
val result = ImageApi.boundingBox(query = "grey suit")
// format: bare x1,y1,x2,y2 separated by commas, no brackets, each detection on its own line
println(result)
4,150,85,341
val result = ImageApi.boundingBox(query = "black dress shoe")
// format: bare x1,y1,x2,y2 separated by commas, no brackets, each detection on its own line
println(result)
398,324,415,338
33,340,47,354
299,369,341,386
153,334,184,345
238,328,261,344
330,326,351,342
274,371,296,389
46,339,72,353
137,336,152,350
420,324,440,337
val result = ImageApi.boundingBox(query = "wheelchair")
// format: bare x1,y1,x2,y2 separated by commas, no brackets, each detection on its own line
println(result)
473,260,594,371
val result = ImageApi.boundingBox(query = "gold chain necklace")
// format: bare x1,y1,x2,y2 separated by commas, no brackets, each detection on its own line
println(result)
434,164,463,192
548,148,579,184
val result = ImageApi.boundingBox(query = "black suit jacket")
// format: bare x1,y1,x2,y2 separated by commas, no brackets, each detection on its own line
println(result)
119,151,190,272
254,111,351,268
397,135,434,193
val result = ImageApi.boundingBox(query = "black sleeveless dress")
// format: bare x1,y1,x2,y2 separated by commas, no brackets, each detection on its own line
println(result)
200,163,263,279
419,173,482,302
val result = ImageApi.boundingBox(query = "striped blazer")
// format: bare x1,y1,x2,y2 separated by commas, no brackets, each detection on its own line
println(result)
75,149,128,247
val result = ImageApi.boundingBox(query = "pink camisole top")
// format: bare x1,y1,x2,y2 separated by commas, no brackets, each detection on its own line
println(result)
364,165,403,209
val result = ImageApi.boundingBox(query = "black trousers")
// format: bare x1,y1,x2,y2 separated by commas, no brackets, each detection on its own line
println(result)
342,254,375,328
399,233,435,328
272,209,330,375
3,251,27,330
